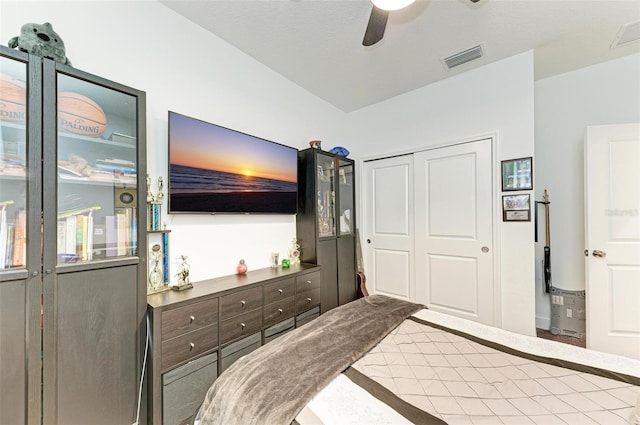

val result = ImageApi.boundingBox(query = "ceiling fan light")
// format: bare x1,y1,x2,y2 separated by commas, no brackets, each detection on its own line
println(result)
371,0,416,12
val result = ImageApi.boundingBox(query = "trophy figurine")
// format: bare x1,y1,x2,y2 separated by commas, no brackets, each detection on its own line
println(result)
148,244,163,291
156,176,164,203
173,255,193,291
290,238,301,265
146,174,154,203
147,175,164,231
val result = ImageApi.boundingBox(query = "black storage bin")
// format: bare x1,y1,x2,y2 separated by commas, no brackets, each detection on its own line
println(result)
162,352,218,425
220,332,261,373
264,317,295,344
296,305,320,327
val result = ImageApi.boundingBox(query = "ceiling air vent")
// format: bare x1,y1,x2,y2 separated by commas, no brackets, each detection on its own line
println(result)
611,20,640,49
442,43,485,70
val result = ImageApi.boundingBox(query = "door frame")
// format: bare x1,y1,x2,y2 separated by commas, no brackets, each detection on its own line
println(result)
357,132,502,328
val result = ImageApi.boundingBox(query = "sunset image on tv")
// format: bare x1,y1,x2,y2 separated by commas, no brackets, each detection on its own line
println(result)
168,112,298,214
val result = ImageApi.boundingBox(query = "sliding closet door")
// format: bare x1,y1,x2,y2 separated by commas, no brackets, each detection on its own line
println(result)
363,155,414,300
414,139,495,325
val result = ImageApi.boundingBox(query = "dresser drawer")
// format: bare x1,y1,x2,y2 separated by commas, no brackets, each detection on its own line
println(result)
263,296,296,328
263,278,295,305
220,308,263,344
295,271,321,292
295,287,321,313
162,298,219,341
161,323,219,372
220,287,263,320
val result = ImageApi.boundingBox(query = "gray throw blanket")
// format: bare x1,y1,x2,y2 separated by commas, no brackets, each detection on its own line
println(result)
198,295,423,425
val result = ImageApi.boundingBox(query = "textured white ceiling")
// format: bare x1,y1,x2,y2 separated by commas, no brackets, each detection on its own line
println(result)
160,0,640,112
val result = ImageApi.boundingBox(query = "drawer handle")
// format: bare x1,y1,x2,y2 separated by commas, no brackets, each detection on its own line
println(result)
241,300,246,307
240,322,246,330
278,308,283,314
189,342,195,351
307,297,312,303
189,315,195,323
306,280,312,284
278,289,283,294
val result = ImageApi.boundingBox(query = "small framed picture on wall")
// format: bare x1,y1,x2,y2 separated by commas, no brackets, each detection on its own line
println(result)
502,194,531,221
501,157,532,191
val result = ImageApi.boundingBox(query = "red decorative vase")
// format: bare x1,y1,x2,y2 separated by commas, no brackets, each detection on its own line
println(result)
236,259,247,274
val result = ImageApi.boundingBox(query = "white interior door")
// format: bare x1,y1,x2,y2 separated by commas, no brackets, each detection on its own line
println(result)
414,139,495,325
585,123,640,360
363,155,414,300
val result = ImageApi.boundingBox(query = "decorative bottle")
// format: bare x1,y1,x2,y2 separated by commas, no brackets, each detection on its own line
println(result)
236,259,247,275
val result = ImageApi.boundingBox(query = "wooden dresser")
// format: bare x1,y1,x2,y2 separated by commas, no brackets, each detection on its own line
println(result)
147,263,321,425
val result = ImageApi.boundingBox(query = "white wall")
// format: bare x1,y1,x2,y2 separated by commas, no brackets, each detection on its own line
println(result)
534,53,640,329
342,52,537,336
1,1,345,281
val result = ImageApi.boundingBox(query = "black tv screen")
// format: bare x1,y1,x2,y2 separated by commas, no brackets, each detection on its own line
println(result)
168,111,298,214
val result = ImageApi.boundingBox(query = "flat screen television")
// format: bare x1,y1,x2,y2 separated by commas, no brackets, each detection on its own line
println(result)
168,111,298,214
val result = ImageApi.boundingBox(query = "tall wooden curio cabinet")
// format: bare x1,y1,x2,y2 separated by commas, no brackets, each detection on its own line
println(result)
297,148,356,313
0,45,147,424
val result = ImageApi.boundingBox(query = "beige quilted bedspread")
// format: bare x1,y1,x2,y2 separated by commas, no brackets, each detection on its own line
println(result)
352,318,640,424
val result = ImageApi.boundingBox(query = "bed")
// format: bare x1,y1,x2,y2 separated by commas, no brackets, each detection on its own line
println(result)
195,295,640,425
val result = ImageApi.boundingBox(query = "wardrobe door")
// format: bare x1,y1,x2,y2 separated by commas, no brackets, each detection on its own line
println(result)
0,47,42,425
41,59,146,425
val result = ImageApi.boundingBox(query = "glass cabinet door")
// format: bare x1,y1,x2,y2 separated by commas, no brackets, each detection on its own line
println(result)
56,73,138,265
315,152,336,238
337,158,354,236
0,55,28,270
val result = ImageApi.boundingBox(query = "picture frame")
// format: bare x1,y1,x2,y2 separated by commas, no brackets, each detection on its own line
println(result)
502,194,531,221
501,157,532,191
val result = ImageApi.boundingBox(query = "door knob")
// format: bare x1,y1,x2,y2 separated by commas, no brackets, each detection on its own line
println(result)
592,250,607,258
367,239,371,244
481,246,490,253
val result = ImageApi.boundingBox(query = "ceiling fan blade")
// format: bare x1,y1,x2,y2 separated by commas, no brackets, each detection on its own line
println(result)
362,5,389,46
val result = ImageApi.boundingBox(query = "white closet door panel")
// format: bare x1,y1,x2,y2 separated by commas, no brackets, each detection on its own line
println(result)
415,139,494,325
364,155,414,300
